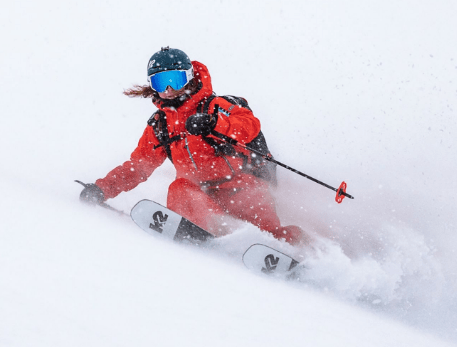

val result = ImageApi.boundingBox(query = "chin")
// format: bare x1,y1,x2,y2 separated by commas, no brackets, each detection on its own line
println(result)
156,92,190,108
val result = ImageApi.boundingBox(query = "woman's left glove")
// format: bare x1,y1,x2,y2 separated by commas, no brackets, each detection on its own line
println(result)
79,183,105,204
185,107,218,136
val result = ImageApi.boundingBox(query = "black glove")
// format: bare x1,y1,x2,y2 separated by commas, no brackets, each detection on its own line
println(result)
185,105,219,136
79,183,105,205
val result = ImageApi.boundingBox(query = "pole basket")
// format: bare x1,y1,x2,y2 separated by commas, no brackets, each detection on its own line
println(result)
335,181,347,204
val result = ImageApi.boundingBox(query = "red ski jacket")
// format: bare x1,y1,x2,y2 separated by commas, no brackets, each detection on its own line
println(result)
96,61,261,200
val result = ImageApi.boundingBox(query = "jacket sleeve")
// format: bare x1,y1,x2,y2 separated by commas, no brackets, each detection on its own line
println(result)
210,97,261,144
95,126,167,200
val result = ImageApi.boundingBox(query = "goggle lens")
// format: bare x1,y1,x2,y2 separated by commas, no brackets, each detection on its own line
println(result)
148,69,192,93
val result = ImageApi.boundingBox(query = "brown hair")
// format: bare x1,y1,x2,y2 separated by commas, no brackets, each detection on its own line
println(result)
123,85,156,98
122,79,201,109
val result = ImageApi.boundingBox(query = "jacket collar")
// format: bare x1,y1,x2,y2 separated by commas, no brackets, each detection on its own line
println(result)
152,61,214,112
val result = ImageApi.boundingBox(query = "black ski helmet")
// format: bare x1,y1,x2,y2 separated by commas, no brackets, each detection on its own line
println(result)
147,47,192,76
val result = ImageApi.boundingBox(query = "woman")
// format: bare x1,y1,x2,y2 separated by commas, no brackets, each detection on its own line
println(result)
80,47,306,245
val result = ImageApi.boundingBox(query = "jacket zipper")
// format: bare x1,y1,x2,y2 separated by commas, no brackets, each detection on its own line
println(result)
221,156,235,176
184,137,198,171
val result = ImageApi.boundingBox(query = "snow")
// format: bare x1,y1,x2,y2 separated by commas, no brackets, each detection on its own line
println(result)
1,0,456,346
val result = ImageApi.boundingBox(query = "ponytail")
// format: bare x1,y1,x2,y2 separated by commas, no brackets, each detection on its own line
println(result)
123,85,156,98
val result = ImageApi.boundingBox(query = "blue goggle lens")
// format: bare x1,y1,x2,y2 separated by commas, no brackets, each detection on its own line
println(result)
148,70,190,93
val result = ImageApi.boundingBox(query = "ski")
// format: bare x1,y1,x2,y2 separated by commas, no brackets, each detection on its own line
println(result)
242,244,300,276
131,201,300,274
83,195,301,276
130,199,215,244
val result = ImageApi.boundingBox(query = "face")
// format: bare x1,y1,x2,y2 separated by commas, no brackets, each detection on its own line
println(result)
158,85,188,100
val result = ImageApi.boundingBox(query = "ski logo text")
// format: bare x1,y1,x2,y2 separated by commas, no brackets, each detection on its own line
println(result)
148,60,156,68
261,254,280,274
149,211,168,233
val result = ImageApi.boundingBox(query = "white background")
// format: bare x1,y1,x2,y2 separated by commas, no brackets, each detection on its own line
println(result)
1,0,456,346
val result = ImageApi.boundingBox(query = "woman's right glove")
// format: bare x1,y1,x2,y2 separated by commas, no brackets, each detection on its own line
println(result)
79,183,105,204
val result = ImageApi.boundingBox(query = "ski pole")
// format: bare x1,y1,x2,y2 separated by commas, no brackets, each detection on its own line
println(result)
210,130,354,203
74,180,129,216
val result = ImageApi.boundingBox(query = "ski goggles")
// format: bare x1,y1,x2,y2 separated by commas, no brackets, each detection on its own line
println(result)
147,68,194,93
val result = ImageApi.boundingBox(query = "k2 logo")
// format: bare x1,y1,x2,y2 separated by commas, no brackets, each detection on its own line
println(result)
261,254,280,274
149,211,168,233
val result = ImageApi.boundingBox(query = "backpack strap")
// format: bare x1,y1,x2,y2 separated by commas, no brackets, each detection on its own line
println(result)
147,110,181,163
197,93,217,114
198,94,252,115
220,95,252,111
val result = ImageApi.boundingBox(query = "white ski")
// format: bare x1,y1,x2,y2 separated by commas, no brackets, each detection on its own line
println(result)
242,244,299,275
130,199,214,244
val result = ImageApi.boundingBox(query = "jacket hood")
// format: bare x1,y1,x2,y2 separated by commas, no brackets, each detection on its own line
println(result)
152,61,214,111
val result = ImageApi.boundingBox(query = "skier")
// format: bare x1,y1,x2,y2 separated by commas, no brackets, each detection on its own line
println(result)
79,47,307,245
